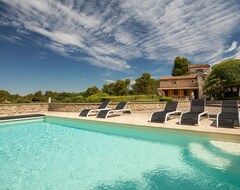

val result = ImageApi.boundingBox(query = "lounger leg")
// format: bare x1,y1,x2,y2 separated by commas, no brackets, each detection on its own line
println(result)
197,115,200,126
216,114,219,127
238,114,240,127
164,113,169,124
86,110,91,117
179,113,183,125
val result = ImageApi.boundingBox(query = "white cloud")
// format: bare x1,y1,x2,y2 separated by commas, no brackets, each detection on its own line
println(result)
103,79,115,84
1,0,240,71
38,51,47,59
0,34,23,45
225,41,238,53
211,47,240,66
81,56,130,71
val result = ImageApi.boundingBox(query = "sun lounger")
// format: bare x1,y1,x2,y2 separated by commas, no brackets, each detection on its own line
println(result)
79,101,110,117
96,102,132,118
179,99,208,126
216,100,240,127
149,101,181,123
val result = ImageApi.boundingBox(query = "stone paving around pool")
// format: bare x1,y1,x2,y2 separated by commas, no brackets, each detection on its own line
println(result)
43,106,240,155
43,105,240,137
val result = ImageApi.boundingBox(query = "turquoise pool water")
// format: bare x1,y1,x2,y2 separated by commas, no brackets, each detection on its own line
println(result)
0,117,240,190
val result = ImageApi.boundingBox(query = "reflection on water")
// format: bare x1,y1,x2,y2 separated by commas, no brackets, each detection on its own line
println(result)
0,120,240,190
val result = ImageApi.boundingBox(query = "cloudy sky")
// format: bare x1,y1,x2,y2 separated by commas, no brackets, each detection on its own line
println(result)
0,0,240,94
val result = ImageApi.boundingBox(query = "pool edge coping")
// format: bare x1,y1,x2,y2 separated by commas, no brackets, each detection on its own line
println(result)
44,114,240,143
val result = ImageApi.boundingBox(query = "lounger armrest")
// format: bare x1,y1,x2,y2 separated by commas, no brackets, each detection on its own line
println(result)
174,110,182,114
198,111,208,118
123,109,132,114
181,111,190,115
216,112,221,127
164,110,182,123
196,111,208,126
166,110,182,116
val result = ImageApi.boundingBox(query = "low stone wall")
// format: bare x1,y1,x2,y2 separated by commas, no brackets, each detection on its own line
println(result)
0,101,191,115
49,101,190,112
0,103,48,116
48,103,110,112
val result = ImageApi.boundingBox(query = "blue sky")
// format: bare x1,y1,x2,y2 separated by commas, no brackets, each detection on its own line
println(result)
0,0,240,95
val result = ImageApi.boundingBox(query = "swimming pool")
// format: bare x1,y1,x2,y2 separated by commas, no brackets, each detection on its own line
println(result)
0,116,239,190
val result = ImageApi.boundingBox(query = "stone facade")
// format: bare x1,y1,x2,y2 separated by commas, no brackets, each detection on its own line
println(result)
0,103,48,116
0,101,190,115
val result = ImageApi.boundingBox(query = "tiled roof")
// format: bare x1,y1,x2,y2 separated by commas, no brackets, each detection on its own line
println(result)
160,74,198,80
188,64,210,68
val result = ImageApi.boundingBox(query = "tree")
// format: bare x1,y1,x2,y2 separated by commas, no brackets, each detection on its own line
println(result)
203,74,226,100
203,59,240,99
112,79,130,96
56,92,74,102
132,73,159,95
85,86,101,97
102,79,130,96
32,90,46,102
171,56,189,76
0,90,11,103
102,83,116,95
211,59,240,96
45,91,59,100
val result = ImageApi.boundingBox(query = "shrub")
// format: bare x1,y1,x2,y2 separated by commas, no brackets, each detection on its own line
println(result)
86,93,109,102
62,97,71,103
70,96,84,103
102,96,135,102
223,96,240,100
135,98,159,102
15,98,32,103
102,95,159,102
159,97,175,102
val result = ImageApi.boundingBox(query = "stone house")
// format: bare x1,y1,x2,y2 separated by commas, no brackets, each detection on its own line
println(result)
158,64,211,99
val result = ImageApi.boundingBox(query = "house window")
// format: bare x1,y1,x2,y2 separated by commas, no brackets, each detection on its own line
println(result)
164,90,168,96
194,69,206,73
171,81,177,84
192,80,195,83
184,89,188,96
174,89,178,95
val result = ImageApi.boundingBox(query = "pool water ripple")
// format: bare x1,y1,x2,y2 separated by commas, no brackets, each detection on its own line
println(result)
0,119,239,190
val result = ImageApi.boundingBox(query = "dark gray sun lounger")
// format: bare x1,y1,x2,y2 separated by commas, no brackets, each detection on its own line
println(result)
217,100,240,127
179,99,208,126
96,102,132,118
79,101,110,117
150,101,181,123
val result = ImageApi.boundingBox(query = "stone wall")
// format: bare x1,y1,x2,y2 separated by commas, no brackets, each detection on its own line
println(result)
49,101,190,112
0,101,191,115
48,103,110,112
0,103,48,116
